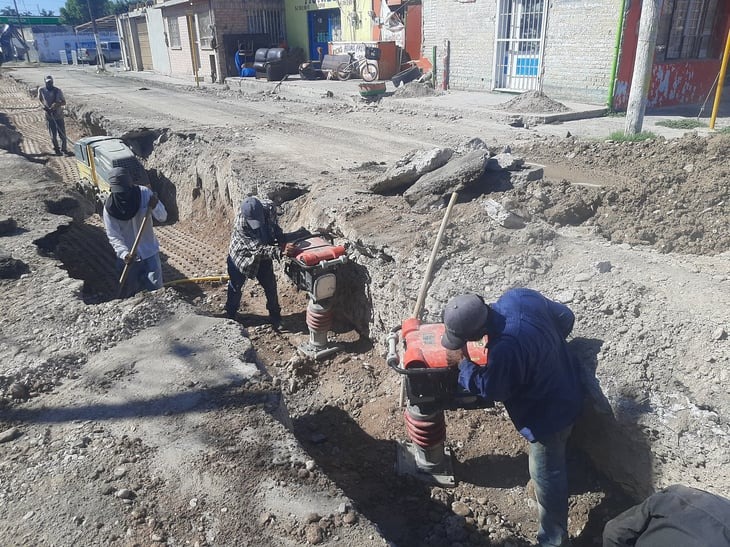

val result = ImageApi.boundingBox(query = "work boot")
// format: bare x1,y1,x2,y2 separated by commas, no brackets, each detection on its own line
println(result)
54,148,61,156
269,314,282,331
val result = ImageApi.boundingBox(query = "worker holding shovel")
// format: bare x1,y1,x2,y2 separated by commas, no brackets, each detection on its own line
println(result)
102,167,167,298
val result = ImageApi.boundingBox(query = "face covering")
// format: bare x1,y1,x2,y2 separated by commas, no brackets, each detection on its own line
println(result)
104,186,141,221
45,82,53,90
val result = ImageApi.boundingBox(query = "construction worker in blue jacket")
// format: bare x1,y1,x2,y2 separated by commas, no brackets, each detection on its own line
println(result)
441,288,584,547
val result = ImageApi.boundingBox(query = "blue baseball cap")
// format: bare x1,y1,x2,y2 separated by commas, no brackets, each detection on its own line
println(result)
241,197,265,229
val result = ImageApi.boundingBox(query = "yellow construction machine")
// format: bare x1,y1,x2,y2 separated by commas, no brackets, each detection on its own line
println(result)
74,136,149,212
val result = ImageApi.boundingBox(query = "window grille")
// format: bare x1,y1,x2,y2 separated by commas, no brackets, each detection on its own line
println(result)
167,16,181,48
247,9,285,45
198,11,214,49
658,0,719,60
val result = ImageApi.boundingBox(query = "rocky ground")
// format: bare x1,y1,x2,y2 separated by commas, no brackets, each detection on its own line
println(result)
1,66,729,547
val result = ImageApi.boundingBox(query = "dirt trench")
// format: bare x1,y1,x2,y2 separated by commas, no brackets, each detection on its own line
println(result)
2,71,729,546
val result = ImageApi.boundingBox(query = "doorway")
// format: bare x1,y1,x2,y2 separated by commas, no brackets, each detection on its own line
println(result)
494,0,547,91
307,9,341,61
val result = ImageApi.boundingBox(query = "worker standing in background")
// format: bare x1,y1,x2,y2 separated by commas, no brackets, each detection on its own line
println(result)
103,167,167,298
603,484,730,546
225,196,294,327
37,75,68,156
441,289,584,547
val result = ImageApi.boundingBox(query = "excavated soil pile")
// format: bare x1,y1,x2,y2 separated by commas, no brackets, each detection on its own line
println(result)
496,90,570,113
516,133,730,254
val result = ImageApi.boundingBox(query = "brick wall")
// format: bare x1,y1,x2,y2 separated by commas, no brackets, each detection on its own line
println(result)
422,0,620,103
422,0,497,91
541,0,620,104
164,5,196,81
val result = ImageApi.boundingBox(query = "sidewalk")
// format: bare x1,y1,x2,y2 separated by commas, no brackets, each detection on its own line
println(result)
6,61,729,138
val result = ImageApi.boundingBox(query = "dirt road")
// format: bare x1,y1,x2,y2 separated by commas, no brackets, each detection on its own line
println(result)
1,66,729,547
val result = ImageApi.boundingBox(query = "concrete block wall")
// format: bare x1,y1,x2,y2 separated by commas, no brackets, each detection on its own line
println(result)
164,5,195,80
422,0,498,91
422,0,620,103
213,0,282,35
541,0,621,105
212,0,284,82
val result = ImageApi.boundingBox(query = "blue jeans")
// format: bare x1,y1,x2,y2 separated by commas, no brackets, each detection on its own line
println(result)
117,254,163,298
46,116,67,151
225,256,280,319
529,425,573,547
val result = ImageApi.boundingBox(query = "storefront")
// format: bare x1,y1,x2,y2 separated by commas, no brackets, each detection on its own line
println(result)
285,0,373,60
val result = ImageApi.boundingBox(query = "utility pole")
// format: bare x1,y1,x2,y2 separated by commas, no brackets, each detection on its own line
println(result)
625,0,663,135
86,0,105,71
12,0,27,60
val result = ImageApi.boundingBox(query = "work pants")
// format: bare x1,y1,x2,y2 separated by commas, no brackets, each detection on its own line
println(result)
225,256,280,320
529,425,573,547
46,116,67,152
117,254,163,298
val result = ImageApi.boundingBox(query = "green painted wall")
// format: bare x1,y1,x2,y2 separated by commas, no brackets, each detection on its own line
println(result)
285,0,373,59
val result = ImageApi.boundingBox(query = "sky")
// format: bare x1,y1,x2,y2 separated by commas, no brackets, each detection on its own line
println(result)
2,0,67,16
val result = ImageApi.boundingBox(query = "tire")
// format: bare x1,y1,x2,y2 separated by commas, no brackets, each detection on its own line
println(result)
336,62,352,81
361,62,379,82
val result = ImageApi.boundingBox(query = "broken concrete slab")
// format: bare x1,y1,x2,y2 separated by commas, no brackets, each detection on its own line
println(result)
510,164,545,187
403,149,490,208
368,147,453,194
486,152,525,171
484,198,526,228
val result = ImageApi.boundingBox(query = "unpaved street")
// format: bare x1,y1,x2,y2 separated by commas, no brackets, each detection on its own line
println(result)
1,65,729,547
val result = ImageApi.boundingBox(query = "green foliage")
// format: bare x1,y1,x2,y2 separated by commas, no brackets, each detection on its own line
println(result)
655,118,706,129
59,0,113,26
717,126,730,134
1,6,32,15
608,131,658,142
111,0,137,15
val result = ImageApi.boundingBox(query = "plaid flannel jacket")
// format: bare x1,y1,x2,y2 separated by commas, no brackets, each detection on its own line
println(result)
228,204,284,278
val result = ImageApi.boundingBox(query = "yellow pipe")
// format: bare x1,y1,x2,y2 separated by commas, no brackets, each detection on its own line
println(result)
164,275,230,287
710,27,730,130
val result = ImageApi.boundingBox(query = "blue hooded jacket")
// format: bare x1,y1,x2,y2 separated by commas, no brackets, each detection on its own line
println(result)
458,288,584,442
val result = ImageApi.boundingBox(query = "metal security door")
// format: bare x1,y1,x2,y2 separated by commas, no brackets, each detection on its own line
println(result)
494,0,547,91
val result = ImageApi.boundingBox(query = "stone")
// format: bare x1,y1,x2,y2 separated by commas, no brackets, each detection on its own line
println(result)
404,149,490,207
368,148,454,194
343,512,358,525
0,427,21,443
9,382,29,400
451,501,472,517
116,488,135,500
596,261,613,273
484,199,526,229
486,152,524,171
305,523,323,544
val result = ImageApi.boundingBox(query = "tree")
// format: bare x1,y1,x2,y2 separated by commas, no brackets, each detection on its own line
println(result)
1,6,32,15
59,0,112,26
39,9,55,16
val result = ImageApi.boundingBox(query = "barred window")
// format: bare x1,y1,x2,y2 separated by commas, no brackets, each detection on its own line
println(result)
198,11,214,49
167,16,181,49
656,0,720,60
